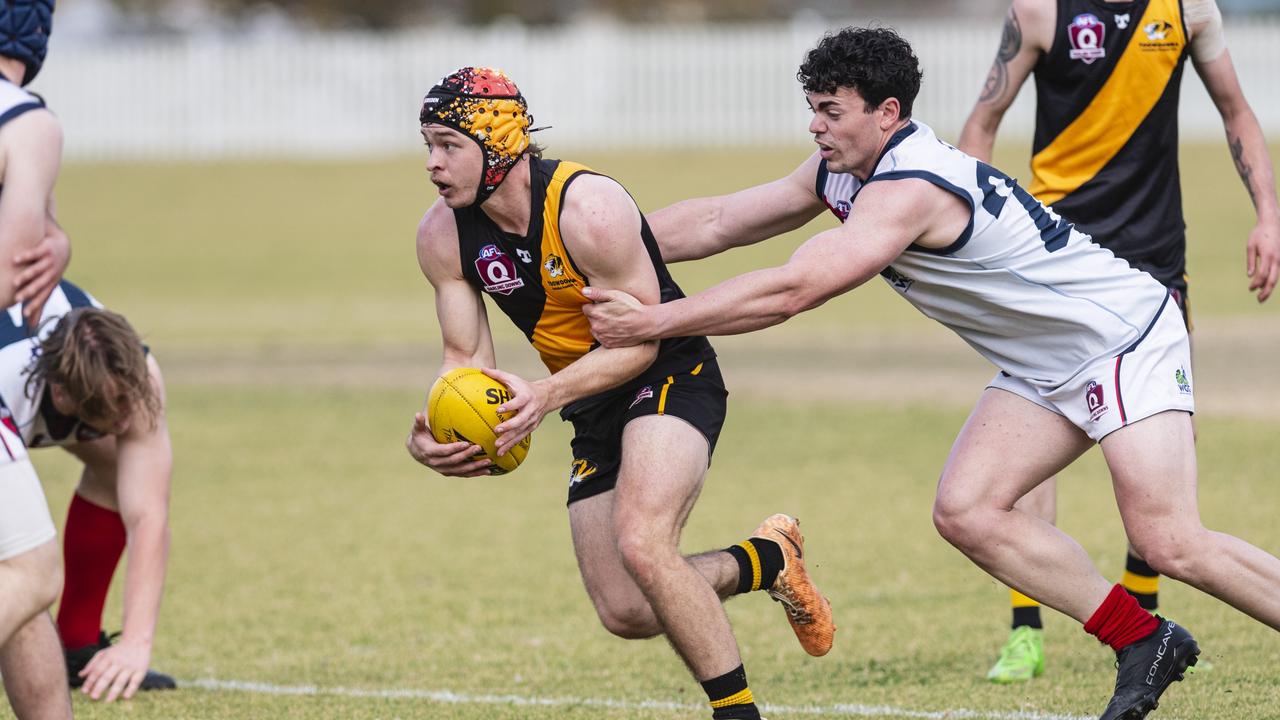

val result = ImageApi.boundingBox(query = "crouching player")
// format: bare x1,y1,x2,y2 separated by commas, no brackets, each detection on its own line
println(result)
1,282,176,702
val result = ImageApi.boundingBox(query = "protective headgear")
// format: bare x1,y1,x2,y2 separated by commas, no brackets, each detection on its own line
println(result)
0,0,54,86
420,67,532,206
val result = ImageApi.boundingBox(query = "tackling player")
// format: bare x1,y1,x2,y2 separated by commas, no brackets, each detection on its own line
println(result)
406,67,834,720
957,0,1280,682
585,27,1280,720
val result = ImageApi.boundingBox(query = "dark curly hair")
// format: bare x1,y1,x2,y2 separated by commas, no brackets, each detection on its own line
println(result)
798,27,923,118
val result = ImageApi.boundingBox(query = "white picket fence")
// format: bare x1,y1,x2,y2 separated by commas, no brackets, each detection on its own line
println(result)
29,17,1280,161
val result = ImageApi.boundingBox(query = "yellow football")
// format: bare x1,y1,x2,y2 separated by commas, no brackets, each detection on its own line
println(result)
427,367,531,475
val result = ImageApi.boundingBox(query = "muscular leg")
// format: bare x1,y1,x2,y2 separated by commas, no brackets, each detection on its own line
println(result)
934,388,1113,622
0,612,73,720
0,541,62,649
1105,410,1280,629
569,492,738,640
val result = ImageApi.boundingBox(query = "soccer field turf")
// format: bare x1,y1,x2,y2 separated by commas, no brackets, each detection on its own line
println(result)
12,143,1280,719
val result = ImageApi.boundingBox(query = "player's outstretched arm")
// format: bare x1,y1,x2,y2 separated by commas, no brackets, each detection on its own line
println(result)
1190,3,1280,301
957,0,1046,162
410,202,497,476
490,175,662,456
586,178,953,346
0,108,63,309
78,355,171,703
649,153,826,263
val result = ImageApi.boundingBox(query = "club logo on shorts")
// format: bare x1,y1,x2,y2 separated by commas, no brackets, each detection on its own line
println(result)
1085,380,1109,422
475,244,525,295
569,458,598,488
1068,14,1107,64
1175,367,1192,395
629,385,654,410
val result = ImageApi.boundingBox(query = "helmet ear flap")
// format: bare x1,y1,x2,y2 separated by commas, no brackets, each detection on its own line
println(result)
0,0,55,86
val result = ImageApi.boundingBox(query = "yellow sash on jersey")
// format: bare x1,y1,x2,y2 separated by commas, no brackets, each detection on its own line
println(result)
530,161,595,374
1029,0,1185,205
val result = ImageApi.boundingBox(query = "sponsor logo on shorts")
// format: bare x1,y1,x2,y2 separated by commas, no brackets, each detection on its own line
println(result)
629,385,654,409
1175,367,1192,395
569,458,598,488
1068,14,1107,64
475,244,525,295
1086,380,1109,422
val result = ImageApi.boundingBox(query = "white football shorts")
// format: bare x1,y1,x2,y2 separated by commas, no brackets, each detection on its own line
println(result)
0,405,55,561
988,295,1194,443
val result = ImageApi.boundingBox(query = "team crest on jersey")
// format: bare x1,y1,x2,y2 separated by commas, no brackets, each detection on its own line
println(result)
475,244,525,295
542,253,577,289
1139,20,1179,52
1085,380,1109,422
1174,367,1192,395
569,458,599,488
1068,14,1106,64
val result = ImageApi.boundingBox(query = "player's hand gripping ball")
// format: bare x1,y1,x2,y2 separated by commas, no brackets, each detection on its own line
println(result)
427,368,531,475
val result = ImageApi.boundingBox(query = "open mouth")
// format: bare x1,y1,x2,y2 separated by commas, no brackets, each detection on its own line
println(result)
433,179,453,195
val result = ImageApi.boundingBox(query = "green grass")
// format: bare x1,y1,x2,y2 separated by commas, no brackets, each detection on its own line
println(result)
5,142,1279,718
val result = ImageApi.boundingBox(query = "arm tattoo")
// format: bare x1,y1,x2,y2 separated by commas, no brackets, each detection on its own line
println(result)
980,8,1023,103
1229,134,1258,207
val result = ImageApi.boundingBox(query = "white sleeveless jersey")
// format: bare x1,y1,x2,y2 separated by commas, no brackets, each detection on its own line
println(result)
0,78,45,133
0,281,107,449
817,121,1170,386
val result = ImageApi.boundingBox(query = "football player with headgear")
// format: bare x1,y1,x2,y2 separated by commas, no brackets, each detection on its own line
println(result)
407,67,836,720
0,1,75,718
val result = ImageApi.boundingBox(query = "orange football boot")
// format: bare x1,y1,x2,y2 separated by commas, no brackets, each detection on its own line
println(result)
752,514,836,656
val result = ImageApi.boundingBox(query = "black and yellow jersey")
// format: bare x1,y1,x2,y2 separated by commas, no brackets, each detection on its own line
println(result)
453,157,715,410
1029,0,1189,285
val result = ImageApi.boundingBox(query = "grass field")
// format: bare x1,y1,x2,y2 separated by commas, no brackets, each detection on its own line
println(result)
6,141,1279,719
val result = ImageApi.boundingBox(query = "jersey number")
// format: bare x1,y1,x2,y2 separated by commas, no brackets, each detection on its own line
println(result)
975,162,1071,252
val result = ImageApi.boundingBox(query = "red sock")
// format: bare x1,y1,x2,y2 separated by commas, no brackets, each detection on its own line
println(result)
56,494,127,649
1083,583,1159,652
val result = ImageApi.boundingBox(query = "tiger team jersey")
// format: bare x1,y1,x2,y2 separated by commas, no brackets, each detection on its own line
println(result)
0,281,108,449
817,121,1171,388
1029,0,1190,284
452,158,714,411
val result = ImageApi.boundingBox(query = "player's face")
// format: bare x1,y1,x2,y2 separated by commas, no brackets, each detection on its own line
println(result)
806,87,893,178
421,124,483,208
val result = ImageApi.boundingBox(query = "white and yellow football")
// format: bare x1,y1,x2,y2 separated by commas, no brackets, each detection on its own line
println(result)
427,367,531,475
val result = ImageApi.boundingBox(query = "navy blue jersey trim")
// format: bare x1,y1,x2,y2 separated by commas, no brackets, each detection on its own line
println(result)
1121,290,1172,355
872,122,918,172
57,280,94,309
0,101,44,129
815,160,829,200
865,169,975,254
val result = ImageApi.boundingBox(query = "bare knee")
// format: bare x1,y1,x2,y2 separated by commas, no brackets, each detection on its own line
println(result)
932,494,986,553
592,596,659,640
1129,528,1209,582
2,542,63,616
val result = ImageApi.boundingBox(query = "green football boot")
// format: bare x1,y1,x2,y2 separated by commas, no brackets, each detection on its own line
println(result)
986,626,1045,683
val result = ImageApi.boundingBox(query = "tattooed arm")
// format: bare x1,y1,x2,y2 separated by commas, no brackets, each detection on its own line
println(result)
957,0,1051,162
1191,3,1280,302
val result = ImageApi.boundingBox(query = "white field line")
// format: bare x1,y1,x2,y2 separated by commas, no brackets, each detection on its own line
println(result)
186,677,1106,720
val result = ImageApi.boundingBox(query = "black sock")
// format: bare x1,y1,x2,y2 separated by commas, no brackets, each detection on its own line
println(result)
725,538,784,595
1122,553,1160,611
701,664,761,720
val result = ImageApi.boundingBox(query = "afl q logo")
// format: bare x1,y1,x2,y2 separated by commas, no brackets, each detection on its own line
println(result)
475,244,526,295
1068,13,1107,64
